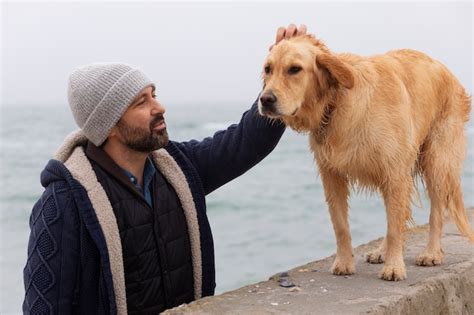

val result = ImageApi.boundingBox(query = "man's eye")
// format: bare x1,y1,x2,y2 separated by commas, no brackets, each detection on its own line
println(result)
135,99,146,106
264,66,271,74
288,66,302,75
152,94,157,99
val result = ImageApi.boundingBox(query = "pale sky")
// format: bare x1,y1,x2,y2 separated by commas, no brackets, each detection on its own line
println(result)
1,1,472,108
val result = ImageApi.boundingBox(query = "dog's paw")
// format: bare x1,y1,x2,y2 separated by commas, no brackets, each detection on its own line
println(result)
366,250,385,264
378,264,406,281
331,258,355,275
415,249,444,266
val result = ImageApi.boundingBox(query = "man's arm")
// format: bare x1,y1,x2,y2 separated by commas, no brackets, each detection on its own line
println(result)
23,181,80,314
175,100,285,195
174,24,308,194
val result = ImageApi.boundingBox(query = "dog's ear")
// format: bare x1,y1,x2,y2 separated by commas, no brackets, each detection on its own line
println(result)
316,53,354,89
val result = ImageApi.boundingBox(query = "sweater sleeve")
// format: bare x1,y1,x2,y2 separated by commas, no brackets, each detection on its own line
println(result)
23,180,81,314
175,100,286,195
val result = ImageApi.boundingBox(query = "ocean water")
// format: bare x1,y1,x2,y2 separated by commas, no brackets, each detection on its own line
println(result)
1,103,473,314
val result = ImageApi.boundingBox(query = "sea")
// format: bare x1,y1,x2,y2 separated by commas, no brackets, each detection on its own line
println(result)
1,102,473,314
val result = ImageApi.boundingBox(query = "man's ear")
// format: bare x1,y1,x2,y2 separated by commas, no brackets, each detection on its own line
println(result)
108,125,119,138
316,53,354,89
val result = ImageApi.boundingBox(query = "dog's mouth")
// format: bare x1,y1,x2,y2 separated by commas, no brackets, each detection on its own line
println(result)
260,105,299,119
258,99,299,117
259,106,281,118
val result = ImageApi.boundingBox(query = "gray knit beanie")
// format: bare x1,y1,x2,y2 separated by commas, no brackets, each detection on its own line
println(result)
68,62,153,146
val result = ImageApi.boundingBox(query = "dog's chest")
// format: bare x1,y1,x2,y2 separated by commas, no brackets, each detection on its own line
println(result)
311,134,388,185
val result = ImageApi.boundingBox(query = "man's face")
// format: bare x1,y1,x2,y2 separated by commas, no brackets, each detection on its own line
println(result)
114,85,169,152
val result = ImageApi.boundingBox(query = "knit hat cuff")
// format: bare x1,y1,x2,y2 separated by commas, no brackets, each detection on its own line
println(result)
81,68,153,146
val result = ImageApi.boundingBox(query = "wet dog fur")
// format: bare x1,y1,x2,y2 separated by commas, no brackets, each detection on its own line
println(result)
258,34,473,281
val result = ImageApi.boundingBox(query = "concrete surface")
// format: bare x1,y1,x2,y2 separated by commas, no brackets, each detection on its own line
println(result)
165,209,474,315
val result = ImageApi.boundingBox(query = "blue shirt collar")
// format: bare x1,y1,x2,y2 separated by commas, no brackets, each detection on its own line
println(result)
121,157,156,206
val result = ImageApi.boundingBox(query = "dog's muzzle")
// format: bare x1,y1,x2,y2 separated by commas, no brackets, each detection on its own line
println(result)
259,91,278,115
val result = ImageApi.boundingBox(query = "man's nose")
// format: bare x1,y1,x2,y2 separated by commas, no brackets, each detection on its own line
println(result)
151,99,166,115
260,92,277,108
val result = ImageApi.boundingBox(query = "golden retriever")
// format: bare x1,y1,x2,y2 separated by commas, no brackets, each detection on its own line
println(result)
259,34,473,281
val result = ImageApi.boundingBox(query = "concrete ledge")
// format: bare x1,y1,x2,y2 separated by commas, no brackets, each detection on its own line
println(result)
166,209,474,314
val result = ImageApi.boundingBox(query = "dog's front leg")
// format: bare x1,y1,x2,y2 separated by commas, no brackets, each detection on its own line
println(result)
379,176,412,281
320,166,354,275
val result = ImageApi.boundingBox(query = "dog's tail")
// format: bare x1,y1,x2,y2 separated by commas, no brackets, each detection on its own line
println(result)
440,86,474,242
446,185,474,242
450,91,474,242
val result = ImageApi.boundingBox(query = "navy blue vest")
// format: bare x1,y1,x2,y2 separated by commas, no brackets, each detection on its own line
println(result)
86,142,194,314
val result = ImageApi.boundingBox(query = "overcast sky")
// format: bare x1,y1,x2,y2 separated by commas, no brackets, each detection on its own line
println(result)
1,1,472,108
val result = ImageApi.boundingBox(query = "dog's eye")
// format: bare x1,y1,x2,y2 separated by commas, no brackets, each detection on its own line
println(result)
264,66,271,74
288,66,302,75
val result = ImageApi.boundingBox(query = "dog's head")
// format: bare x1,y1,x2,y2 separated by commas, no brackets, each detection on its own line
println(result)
259,35,355,131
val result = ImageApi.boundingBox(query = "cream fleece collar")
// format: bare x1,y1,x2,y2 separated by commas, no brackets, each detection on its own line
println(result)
54,130,202,314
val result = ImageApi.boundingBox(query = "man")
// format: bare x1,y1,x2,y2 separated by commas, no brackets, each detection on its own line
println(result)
23,25,307,314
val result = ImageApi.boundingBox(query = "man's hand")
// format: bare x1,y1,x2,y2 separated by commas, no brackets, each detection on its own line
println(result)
269,24,308,51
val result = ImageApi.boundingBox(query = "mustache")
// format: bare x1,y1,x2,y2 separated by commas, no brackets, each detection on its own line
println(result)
150,115,165,128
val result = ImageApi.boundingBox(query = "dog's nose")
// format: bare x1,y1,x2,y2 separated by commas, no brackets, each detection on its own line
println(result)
260,92,277,108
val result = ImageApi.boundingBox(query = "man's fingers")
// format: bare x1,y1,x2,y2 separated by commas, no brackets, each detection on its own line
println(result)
271,24,308,51
297,24,307,36
276,27,286,44
284,24,297,39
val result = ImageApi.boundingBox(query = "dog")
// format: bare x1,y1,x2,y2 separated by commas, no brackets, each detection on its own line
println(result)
258,34,473,281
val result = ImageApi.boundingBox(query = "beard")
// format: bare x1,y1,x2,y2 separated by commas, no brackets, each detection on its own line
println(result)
116,115,169,152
